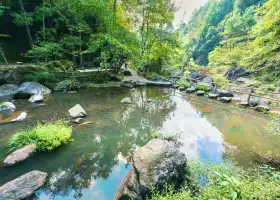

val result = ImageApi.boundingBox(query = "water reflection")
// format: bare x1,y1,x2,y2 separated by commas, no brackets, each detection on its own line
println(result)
0,88,277,200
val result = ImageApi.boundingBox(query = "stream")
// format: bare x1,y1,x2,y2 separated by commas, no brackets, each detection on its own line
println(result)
0,87,279,200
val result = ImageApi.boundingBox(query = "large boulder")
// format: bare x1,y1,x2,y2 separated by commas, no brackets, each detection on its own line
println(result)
249,96,260,107
220,97,232,102
0,102,16,112
115,139,188,200
0,84,19,97
15,82,51,99
224,67,251,80
3,144,36,167
187,70,201,81
0,70,23,85
208,93,218,99
68,104,87,118
217,89,234,98
196,90,205,96
0,170,47,200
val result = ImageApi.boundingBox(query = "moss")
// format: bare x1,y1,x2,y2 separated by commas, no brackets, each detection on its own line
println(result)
196,82,210,92
177,81,191,89
7,121,72,153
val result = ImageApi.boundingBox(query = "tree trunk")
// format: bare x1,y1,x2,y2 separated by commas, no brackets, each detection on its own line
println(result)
0,45,9,66
18,0,33,49
79,31,83,68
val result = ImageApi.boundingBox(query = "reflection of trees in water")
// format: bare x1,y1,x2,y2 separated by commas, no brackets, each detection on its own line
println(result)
41,88,176,199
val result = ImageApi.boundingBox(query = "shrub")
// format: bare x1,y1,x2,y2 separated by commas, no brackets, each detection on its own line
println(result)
260,84,276,92
177,81,190,89
212,74,230,88
7,121,72,153
43,60,73,72
196,82,210,92
54,79,80,91
147,72,159,80
149,160,280,200
25,71,58,88
91,71,111,83
184,71,191,77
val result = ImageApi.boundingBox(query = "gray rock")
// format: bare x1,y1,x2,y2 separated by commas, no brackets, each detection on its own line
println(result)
73,118,83,124
255,105,270,112
123,70,132,76
220,97,232,102
238,101,249,106
68,104,87,118
121,97,132,104
133,81,147,87
202,76,213,84
15,82,51,99
0,102,16,112
29,93,44,103
224,67,251,80
3,144,36,167
172,84,179,89
249,96,259,107
0,84,19,97
196,90,205,96
186,86,196,93
146,81,172,87
115,139,188,200
187,70,201,81
236,77,251,84
0,170,47,200
151,76,170,82
208,93,218,99
0,71,23,85
217,89,234,98
121,81,134,88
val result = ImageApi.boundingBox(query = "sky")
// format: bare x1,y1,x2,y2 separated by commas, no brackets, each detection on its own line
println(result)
173,0,209,27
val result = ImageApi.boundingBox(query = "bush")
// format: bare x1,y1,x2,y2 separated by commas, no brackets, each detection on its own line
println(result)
260,84,276,92
184,71,191,77
177,81,191,89
91,71,111,83
213,74,230,88
25,71,58,88
149,160,280,200
43,60,73,72
7,121,72,153
195,82,210,92
147,72,159,80
54,79,80,91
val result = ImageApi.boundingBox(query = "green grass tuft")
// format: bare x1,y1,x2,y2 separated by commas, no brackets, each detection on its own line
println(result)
7,121,73,153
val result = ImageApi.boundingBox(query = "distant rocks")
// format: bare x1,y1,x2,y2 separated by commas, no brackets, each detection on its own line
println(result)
121,97,132,104
0,170,47,200
3,144,36,167
68,104,87,118
115,139,188,200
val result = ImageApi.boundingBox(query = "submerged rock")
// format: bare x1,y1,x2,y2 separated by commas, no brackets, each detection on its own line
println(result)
220,97,232,102
0,170,47,200
68,104,87,118
217,89,234,98
121,97,132,104
0,102,16,112
115,139,188,200
15,82,51,99
29,92,44,103
3,144,36,167
0,84,19,97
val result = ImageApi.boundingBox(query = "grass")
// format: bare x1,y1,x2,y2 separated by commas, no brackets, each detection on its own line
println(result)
195,82,210,92
177,80,191,89
149,160,280,200
7,121,72,153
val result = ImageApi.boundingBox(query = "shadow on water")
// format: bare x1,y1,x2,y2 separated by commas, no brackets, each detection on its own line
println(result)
0,87,279,200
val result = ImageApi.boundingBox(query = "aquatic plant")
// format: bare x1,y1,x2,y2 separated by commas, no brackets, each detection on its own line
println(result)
212,74,230,89
149,160,280,200
7,121,72,153
177,81,190,89
195,82,210,92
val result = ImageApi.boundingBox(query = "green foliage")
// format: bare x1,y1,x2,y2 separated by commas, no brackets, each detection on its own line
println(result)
43,60,73,72
150,160,280,200
54,79,80,91
25,71,58,88
260,84,276,92
266,114,280,136
147,72,159,81
177,81,191,89
151,130,160,139
184,71,191,77
7,121,72,153
196,82,210,92
27,42,63,60
213,74,230,88
91,71,110,83
12,12,33,26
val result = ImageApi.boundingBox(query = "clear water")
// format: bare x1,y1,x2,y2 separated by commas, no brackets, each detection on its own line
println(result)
0,88,279,200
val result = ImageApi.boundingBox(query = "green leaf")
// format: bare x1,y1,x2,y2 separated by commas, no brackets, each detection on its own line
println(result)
231,191,238,200
220,181,229,186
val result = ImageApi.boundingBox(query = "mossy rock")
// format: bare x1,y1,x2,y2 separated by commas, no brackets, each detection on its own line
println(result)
196,82,210,92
